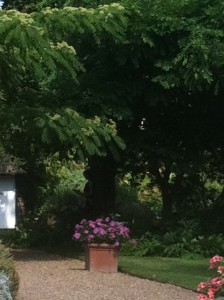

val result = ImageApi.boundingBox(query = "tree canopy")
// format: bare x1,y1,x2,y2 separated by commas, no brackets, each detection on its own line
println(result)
1,0,224,222
0,2,126,167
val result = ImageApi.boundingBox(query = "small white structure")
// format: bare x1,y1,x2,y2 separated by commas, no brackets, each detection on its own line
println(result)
0,176,16,229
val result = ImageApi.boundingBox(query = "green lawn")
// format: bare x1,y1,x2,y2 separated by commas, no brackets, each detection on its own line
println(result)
119,256,212,291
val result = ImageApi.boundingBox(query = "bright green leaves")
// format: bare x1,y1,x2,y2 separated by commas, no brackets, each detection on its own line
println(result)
0,3,127,92
154,25,224,90
35,108,125,160
1,103,125,161
32,3,127,44
0,3,128,162
0,9,80,90
124,0,224,92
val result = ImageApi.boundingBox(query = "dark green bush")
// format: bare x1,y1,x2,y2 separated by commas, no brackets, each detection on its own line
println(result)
120,220,224,259
115,175,160,236
22,159,87,246
0,242,19,299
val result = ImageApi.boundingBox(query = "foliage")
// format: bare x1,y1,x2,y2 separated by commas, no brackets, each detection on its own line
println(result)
121,0,224,91
0,144,24,170
8,214,54,247
2,0,224,235
115,0,224,220
0,3,127,171
117,173,162,212
8,159,87,247
116,173,162,235
121,220,224,259
0,2,129,246
3,0,117,11
0,243,19,298
0,9,79,91
197,256,224,300
43,153,86,189
36,157,87,243
0,272,12,300
198,235,224,259
73,216,131,247
0,3,127,87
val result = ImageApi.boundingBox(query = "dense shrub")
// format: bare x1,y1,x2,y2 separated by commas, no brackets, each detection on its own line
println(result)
120,220,224,259
31,159,87,245
7,205,83,248
116,173,161,236
7,159,87,247
0,243,19,299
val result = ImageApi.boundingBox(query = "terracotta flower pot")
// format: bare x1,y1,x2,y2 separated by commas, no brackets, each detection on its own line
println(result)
85,243,119,273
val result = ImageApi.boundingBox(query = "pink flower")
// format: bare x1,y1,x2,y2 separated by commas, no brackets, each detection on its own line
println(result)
96,218,102,223
197,282,209,291
93,228,99,234
114,241,120,247
73,232,81,240
217,266,224,274
197,256,224,300
73,217,132,246
89,221,96,229
209,256,223,269
207,288,215,300
110,233,115,239
198,294,209,300
99,228,106,235
210,277,222,288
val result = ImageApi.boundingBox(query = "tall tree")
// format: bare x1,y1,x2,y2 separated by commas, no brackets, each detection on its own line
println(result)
3,0,224,221
0,3,127,216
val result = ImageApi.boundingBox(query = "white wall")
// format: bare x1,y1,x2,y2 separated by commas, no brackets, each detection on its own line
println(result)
0,177,16,229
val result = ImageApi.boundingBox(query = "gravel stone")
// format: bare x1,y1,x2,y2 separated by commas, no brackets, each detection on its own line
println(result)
12,250,197,300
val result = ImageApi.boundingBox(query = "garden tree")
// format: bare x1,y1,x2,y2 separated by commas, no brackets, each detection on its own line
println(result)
58,0,224,220
3,0,114,11
99,0,223,222
44,0,224,219
0,4,126,160
4,0,224,222
0,4,127,214
118,0,224,221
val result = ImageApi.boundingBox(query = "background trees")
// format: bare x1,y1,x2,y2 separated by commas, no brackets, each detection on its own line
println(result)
1,0,224,245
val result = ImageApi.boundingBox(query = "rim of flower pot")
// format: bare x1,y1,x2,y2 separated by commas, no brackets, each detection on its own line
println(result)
86,243,119,249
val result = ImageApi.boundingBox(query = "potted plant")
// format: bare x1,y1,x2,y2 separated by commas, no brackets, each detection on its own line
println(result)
73,216,131,272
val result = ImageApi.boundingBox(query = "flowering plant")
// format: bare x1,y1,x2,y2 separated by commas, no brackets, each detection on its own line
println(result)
73,217,131,247
197,255,224,300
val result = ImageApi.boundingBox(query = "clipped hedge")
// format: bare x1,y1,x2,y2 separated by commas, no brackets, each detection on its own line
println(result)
0,242,19,299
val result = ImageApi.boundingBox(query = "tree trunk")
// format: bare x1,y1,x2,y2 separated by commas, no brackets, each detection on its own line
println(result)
150,162,173,223
85,155,116,217
161,182,173,221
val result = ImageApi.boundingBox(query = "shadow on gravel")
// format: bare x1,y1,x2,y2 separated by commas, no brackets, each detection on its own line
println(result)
10,249,81,262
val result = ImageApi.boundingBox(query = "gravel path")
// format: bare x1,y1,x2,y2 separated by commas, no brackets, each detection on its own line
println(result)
12,249,197,300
